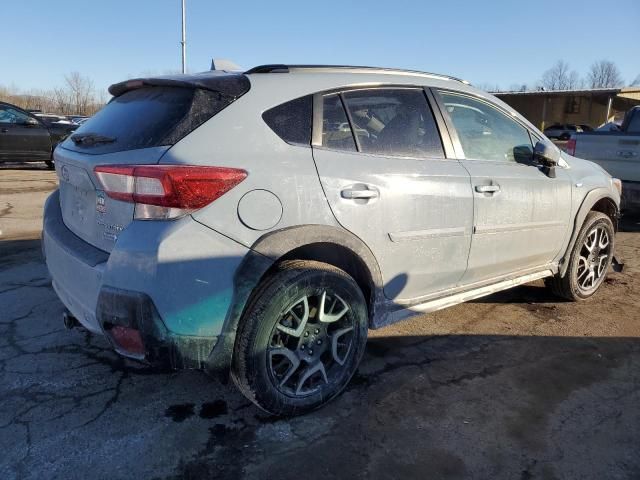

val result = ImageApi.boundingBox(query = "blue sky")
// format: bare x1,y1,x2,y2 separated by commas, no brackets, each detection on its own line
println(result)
4,0,639,94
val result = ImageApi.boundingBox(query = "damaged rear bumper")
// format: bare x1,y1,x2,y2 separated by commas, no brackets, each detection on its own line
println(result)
43,189,251,371
97,287,216,369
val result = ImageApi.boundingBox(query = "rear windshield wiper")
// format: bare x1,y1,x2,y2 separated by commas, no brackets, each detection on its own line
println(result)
70,133,117,146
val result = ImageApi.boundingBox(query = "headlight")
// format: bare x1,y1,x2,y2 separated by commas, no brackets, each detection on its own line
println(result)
612,178,623,196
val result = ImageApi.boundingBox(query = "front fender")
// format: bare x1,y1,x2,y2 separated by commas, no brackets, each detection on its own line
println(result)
558,187,619,277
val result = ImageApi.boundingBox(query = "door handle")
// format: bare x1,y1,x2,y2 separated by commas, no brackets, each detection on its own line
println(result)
341,187,379,200
0,128,8,133
475,184,501,194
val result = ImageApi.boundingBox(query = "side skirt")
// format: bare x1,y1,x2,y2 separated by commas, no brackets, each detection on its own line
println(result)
375,269,554,328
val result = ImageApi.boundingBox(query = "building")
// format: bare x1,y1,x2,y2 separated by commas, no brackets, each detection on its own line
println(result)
495,87,640,130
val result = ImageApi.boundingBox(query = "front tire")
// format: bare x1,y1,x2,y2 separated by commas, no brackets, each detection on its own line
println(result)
546,211,615,301
232,260,368,416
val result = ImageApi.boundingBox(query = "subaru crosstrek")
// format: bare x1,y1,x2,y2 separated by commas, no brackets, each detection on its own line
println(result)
43,64,622,415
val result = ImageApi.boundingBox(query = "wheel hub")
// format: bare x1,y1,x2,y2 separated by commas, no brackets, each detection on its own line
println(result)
298,325,329,361
267,290,355,397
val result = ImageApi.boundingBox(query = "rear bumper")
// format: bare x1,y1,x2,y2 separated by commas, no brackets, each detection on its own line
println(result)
43,189,251,369
43,190,107,333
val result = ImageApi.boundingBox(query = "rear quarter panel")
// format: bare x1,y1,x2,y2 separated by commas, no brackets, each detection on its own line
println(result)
159,78,343,248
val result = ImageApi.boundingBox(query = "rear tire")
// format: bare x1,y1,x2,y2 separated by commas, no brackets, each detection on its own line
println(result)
232,260,368,416
45,160,54,170
546,211,615,301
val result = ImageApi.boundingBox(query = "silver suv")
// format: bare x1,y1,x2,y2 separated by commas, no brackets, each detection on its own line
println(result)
43,65,621,415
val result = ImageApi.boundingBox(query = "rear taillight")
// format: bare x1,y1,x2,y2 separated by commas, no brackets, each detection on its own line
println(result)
108,325,146,357
94,165,247,219
566,138,576,156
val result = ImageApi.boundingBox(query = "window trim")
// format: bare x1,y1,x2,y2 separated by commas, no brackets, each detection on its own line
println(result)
339,92,362,152
311,84,454,160
431,88,541,164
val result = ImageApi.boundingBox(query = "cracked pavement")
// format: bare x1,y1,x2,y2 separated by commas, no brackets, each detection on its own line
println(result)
1,165,639,479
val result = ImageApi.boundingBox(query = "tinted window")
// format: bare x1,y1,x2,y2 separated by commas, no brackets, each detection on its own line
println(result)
63,86,236,154
0,106,32,124
440,92,533,162
627,112,640,133
321,94,356,151
263,95,312,145
342,89,444,158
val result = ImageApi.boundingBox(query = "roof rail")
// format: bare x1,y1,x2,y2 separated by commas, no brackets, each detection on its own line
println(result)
244,64,470,84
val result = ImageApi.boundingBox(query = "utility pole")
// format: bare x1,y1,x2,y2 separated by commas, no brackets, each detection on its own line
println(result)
181,0,187,74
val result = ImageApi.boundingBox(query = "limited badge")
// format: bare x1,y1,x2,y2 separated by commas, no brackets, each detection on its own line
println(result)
96,191,107,214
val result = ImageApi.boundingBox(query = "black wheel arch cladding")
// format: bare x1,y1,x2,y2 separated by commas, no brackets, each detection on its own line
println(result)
204,224,383,379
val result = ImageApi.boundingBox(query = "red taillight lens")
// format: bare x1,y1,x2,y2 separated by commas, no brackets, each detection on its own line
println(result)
94,165,247,219
566,138,576,156
108,325,145,356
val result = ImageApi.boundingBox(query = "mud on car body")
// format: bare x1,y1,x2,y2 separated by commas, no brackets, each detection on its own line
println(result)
43,65,621,416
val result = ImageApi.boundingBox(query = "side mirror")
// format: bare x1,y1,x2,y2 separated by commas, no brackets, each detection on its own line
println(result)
23,117,40,127
534,141,560,178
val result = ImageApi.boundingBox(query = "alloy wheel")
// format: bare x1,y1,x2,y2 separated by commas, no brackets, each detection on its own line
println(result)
267,290,355,397
576,225,611,293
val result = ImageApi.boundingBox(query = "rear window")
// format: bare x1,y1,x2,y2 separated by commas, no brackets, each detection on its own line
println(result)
342,88,444,158
262,96,312,145
62,86,237,154
321,93,356,151
627,112,640,133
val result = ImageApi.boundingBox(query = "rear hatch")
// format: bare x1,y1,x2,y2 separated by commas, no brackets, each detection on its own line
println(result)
54,73,250,252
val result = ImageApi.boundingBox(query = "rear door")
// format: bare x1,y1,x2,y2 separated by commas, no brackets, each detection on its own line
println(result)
0,105,51,160
434,90,572,284
311,87,473,301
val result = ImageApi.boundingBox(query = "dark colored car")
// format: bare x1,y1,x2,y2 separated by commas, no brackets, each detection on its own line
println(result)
0,101,78,168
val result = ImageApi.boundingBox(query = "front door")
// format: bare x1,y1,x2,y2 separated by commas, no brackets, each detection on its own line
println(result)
435,91,572,284
311,87,473,301
0,105,51,160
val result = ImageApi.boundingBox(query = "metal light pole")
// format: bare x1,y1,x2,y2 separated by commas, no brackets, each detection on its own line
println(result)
181,0,187,74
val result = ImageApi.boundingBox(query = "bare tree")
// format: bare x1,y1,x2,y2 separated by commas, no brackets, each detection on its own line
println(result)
0,73,105,115
508,83,529,92
632,74,640,86
64,72,95,115
477,82,501,93
52,86,72,113
541,60,582,90
587,60,623,88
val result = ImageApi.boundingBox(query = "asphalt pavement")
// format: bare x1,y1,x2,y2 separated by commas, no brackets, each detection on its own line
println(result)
1,164,639,479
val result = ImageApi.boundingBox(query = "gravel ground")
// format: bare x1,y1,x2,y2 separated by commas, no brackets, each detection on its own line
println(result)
1,164,639,480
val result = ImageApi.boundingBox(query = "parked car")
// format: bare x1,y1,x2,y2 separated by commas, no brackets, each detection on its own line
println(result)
568,106,640,210
0,102,78,168
35,113,74,126
68,115,89,125
596,121,622,132
544,123,587,140
43,65,621,416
